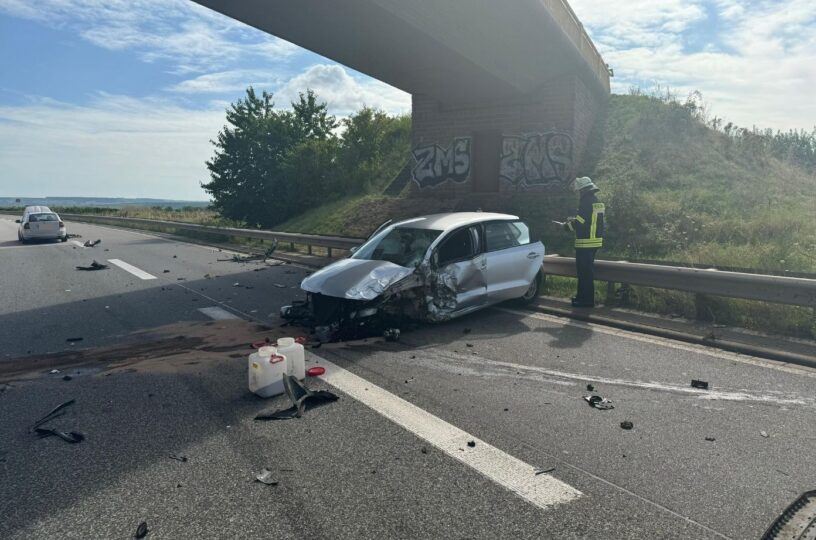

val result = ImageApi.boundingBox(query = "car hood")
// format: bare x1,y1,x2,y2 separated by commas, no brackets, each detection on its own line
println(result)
301,259,415,301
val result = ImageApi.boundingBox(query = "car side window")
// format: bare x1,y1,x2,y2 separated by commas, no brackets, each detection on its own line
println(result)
485,222,519,251
510,221,531,245
437,227,474,266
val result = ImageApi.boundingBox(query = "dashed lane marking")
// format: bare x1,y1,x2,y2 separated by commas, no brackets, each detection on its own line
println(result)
307,353,582,511
197,306,241,320
107,259,157,280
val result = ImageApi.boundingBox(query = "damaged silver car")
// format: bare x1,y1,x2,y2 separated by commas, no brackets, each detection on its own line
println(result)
281,212,544,336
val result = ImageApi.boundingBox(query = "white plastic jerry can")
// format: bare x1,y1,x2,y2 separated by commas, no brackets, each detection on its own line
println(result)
248,346,287,398
276,337,305,380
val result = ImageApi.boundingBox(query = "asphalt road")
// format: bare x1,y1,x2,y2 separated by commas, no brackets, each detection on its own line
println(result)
1,216,815,539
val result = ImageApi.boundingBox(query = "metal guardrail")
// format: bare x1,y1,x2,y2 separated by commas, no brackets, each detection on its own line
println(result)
542,256,816,309
63,214,816,309
61,214,360,257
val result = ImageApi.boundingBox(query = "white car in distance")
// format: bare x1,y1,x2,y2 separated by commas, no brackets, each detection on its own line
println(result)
17,206,68,243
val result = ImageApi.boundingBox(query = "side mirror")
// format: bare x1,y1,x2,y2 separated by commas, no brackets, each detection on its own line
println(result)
15,219,21,223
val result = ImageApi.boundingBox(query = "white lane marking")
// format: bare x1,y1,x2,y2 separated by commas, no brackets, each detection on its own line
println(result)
198,306,241,320
107,259,157,280
307,353,582,511
421,348,815,407
499,307,816,378
70,240,85,248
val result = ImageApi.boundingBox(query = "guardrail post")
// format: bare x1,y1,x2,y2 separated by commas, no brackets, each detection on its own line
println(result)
289,241,295,251
695,293,713,321
327,247,333,258
605,281,616,305
307,244,312,255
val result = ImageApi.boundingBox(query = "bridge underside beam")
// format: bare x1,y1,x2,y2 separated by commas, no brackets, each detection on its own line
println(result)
194,0,608,104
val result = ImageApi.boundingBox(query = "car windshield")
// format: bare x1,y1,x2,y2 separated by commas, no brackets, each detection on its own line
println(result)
28,213,58,222
352,227,441,268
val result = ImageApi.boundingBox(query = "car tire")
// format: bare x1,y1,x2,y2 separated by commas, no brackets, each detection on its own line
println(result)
60,235,68,242
517,271,542,305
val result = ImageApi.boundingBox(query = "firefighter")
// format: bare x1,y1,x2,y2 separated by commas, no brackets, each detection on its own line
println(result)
564,176,605,308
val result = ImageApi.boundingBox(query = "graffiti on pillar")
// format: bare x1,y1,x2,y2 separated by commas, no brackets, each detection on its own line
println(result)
411,137,471,189
498,132,574,190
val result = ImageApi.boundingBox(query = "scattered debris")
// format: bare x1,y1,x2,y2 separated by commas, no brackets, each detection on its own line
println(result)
705,437,716,442
691,379,709,390
169,454,188,463
760,431,769,438
421,446,428,454
203,273,212,279
83,239,102,248
620,421,634,430
135,521,148,538
254,375,338,420
62,375,72,381
535,467,556,475
173,255,177,258
66,337,84,342
233,282,241,287
255,468,278,486
66,233,82,239
176,278,185,281
404,377,414,384
34,427,85,443
465,343,473,348
463,328,472,334
162,270,170,273
467,440,476,448
584,395,614,410
384,328,400,342
32,399,75,431
49,369,61,374
586,384,595,391
306,367,325,377
272,283,287,288
76,260,108,271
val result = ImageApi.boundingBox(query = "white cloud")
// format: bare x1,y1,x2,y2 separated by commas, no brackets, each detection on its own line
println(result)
274,64,410,116
0,0,299,72
169,70,284,94
0,95,223,199
569,0,816,129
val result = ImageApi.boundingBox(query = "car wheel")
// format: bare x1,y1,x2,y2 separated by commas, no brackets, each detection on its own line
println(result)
60,235,68,242
518,271,542,305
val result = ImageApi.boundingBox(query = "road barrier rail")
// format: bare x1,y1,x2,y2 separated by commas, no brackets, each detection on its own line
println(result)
63,214,816,309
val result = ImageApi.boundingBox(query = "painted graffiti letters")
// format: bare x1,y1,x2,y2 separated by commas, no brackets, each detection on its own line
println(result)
411,137,471,189
499,132,574,189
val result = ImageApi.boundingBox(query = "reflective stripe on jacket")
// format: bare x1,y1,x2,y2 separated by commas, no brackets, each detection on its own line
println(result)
572,192,604,249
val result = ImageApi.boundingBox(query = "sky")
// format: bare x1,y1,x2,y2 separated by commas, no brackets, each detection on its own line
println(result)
0,0,814,200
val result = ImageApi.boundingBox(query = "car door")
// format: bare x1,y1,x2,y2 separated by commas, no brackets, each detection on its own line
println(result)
431,225,487,312
483,220,544,302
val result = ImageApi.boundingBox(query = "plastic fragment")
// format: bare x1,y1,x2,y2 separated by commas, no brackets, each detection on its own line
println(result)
75,260,108,271
584,395,614,410
535,467,556,475
169,454,188,462
620,421,633,430
135,521,148,538
255,375,338,420
691,379,709,390
760,431,769,438
467,440,476,448
255,468,278,485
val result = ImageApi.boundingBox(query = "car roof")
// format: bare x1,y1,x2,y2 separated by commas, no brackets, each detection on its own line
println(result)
394,212,520,231
23,206,52,214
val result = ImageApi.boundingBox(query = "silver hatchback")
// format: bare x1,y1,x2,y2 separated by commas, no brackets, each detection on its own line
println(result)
285,212,544,330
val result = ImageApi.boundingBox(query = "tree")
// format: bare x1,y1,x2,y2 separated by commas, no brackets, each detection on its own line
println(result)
202,87,300,227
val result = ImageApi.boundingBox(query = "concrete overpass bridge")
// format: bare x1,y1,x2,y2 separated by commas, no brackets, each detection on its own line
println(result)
194,0,610,196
